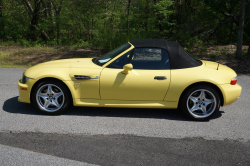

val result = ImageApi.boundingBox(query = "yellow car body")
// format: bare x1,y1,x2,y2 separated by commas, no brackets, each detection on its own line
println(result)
18,39,242,120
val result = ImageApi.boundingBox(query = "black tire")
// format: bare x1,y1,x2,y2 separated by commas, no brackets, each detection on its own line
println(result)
31,79,72,115
179,85,220,121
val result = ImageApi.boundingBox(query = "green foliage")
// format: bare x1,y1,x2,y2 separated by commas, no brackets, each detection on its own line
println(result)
202,46,207,52
154,0,175,26
216,47,222,52
19,39,30,47
0,0,249,51
242,50,248,56
210,53,216,59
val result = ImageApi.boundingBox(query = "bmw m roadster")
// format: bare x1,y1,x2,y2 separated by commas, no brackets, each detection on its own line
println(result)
18,39,242,120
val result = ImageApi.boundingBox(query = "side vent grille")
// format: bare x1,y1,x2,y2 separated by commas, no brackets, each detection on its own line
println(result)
73,75,99,80
74,75,91,80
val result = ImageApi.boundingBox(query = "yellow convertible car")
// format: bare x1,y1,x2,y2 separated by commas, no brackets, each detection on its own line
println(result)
18,39,242,120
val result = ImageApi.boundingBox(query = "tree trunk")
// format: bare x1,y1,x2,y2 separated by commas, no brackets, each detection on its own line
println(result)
127,0,131,35
23,0,49,41
39,0,50,41
110,0,117,30
0,0,4,39
56,15,59,44
41,0,49,18
29,0,40,41
247,45,250,57
229,23,233,43
41,30,49,41
145,0,149,32
236,0,246,60
49,1,55,25
53,0,63,45
22,0,34,18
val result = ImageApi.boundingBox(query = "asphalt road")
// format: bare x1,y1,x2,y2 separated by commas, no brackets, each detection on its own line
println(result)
0,68,250,165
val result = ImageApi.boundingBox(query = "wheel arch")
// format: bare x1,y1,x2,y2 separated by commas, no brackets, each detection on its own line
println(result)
178,82,224,108
30,77,73,104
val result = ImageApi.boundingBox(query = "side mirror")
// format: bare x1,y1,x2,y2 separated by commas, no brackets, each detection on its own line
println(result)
122,63,133,74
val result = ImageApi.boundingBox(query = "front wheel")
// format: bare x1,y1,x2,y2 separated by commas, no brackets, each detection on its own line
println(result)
179,85,221,121
32,80,71,115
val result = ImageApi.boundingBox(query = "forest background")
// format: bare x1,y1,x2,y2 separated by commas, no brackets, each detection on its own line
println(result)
0,0,249,73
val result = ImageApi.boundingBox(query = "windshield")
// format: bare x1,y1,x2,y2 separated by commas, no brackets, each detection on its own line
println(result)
93,43,131,66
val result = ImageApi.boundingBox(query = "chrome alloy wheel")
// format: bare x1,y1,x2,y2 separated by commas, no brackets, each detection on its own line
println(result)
36,84,65,112
187,89,216,118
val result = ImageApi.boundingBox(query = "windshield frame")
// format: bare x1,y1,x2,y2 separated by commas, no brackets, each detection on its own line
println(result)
93,43,132,66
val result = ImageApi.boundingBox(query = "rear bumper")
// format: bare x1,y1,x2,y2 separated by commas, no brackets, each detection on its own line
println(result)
18,79,35,103
219,83,242,106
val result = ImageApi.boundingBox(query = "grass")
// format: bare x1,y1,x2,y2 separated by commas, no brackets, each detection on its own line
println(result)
0,52,10,59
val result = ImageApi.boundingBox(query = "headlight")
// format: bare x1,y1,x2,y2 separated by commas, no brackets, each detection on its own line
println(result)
21,74,30,84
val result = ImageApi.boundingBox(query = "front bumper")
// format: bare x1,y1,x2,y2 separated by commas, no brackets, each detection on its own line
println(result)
18,79,35,103
219,83,242,106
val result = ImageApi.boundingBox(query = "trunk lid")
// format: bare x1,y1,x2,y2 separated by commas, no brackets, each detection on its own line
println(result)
202,60,219,70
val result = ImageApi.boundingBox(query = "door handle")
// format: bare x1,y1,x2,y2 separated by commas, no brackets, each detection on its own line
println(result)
154,76,167,80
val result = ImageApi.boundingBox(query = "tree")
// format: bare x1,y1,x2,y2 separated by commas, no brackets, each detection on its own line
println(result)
236,0,246,60
0,0,4,39
127,0,131,35
29,0,40,41
204,0,240,43
52,0,63,44
22,0,50,41
0,0,249,51
247,44,250,56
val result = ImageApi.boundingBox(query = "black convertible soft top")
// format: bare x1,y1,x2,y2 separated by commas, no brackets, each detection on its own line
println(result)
130,39,202,69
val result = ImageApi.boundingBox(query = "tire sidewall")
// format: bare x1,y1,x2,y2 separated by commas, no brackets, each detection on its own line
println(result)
31,80,71,115
180,85,221,121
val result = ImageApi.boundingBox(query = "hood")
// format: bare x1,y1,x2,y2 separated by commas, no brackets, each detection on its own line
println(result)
24,58,103,80
30,58,101,69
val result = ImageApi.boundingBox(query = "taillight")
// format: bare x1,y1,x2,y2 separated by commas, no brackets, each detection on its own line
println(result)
230,77,237,85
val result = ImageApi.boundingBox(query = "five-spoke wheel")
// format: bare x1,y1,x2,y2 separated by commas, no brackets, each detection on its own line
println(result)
36,84,64,112
32,80,71,115
180,85,220,120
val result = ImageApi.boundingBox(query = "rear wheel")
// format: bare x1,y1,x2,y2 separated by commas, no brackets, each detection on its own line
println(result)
32,80,71,115
180,85,220,120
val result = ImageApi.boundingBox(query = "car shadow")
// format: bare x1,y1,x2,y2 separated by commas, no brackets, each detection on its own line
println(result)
2,96,223,121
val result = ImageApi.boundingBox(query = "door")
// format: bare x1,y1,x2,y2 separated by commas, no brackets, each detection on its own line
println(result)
100,47,171,101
